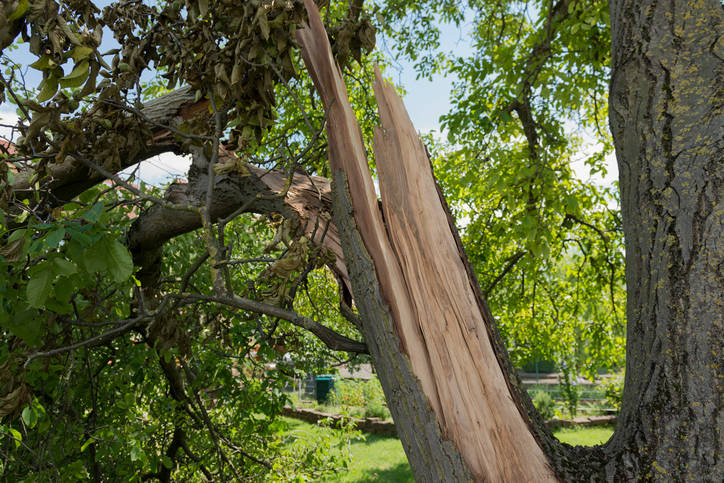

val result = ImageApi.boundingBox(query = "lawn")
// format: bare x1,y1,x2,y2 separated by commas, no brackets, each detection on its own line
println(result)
280,417,613,482
553,425,613,446
320,433,412,482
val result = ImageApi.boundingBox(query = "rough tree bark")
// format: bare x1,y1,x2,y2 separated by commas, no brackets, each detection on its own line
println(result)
605,0,723,479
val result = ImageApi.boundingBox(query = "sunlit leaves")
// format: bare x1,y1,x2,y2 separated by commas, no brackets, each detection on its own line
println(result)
395,0,624,379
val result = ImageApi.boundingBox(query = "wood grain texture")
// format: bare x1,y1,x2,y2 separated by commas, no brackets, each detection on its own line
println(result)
373,69,556,482
295,0,438,405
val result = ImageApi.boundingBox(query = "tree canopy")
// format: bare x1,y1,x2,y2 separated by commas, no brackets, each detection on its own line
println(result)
1,0,718,480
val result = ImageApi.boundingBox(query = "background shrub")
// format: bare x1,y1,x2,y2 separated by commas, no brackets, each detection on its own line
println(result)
531,390,556,420
602,372,624,411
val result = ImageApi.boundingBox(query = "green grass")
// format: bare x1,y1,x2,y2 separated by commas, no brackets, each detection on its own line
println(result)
280,418,613,481
278,417,412,482
553,425,614,446
321,433,413,483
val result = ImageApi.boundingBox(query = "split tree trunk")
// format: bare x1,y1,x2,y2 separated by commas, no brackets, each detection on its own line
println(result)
297,1,556,480
297,0,723,480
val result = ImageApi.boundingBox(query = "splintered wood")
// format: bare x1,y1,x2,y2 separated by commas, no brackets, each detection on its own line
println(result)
296,0,556,480
248,165,350,294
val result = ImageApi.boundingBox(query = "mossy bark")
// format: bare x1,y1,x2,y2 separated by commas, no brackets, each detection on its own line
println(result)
604,0,723,479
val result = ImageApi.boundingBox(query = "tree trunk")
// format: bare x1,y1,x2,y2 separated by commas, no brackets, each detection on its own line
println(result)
606,0,723,480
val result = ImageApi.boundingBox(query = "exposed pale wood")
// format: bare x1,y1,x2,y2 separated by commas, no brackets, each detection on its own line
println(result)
248,165,350,294
296,0,557,480
295,0,439,412
373,70,556,482
295,2,471,480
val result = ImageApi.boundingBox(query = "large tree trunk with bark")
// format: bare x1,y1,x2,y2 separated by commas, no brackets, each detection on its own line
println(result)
605,0,723,479
295,0,723,481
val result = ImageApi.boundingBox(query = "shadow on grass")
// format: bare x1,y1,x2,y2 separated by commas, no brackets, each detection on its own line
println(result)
353,461,413,483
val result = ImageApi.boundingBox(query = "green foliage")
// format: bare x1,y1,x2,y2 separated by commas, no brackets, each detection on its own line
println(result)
364,401,389,420
329,377,391,420
375,0,625,378
280,418,414,482
271,417,360,482
559,361,580,417
0,168,368,480
601,372,624,411
531,390,555,421
1,191,136,349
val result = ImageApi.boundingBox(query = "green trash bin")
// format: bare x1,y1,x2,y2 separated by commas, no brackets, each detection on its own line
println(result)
315,375,335,404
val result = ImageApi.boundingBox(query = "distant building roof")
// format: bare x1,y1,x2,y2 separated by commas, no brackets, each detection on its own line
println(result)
0,139,17,155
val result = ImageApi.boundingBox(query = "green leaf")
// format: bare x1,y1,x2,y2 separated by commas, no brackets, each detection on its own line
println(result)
83,241,106,274
130,444,143,462
29,55,56,71
71,46,94,62
54,278,74,303
7,0,29,21
6,309,43,346
80,438,93,452
161,455,173,469
8,229,26,243
82,202,104,223
66,227,93,245
21,406,37,429
84,237,133,282
59,73,88,89
61,60,89,81
44,227,65,249
44,296,73,315
8,428,22,448
37,76,59,102
52,257,77,277
14,210,28,223
60,61,90,89
27,262,54,308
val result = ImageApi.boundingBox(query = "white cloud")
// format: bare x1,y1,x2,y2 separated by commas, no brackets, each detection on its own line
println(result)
121,152,192,186
0,110,20,143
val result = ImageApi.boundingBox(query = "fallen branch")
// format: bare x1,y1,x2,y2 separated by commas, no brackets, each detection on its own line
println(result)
178,293,368,354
